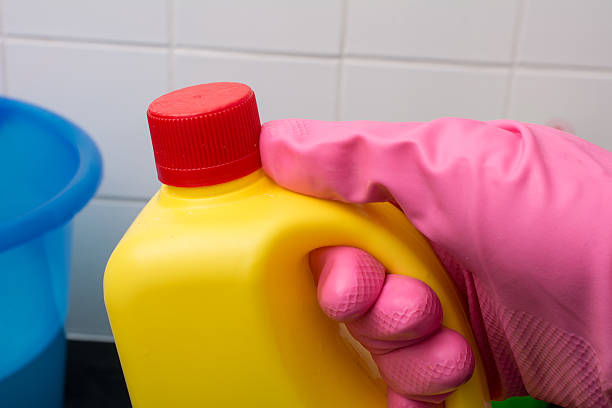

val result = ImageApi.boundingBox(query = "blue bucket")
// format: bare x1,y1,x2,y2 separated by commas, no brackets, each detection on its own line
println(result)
0,97,102,408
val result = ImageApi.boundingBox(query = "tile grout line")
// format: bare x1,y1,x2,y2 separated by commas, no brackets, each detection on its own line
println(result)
4,32,612,77
503,0,527,118
93,195,149,205
66,332,115,343
516,62,612,75
167,0,175,91
4,33,168,52
174,43,346,62
2,33,340,60
335,0,349,121
342,55,511,72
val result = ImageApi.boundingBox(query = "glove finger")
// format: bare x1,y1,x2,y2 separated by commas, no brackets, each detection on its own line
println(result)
387,389,442,408
348,274,442,344
374,327,474,397
310,246,385,321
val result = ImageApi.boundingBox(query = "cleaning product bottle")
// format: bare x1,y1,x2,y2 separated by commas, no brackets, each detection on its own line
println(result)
104,82,489,407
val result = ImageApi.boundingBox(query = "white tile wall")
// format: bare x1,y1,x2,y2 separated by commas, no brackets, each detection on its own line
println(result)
0,41,4,94
2,0,168,44
509,69,612,152
174,50,338,121
174,0,343,55
0,2,610,340
341,61,509,121
4,40,166,199
67,199,146,339
519,0,612,68
345,0,519,63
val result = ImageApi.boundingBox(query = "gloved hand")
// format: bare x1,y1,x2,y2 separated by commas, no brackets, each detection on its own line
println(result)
260,118,612,408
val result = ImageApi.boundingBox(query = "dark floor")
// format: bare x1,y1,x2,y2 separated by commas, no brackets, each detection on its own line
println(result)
64,341,131,408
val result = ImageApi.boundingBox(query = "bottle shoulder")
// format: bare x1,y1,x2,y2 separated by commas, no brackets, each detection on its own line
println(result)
105,172,415,279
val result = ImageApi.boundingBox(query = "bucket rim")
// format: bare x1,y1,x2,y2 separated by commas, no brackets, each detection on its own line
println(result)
0,96,102,251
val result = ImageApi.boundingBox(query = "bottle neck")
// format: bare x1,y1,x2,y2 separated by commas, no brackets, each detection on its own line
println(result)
160,168,265,199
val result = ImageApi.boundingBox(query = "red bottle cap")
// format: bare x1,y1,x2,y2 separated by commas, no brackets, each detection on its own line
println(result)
147,82,261,187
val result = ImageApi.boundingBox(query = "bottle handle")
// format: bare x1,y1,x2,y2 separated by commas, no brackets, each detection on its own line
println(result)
317,201,490,407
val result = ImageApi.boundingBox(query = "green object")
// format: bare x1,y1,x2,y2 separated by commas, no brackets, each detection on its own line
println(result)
492,396,549,407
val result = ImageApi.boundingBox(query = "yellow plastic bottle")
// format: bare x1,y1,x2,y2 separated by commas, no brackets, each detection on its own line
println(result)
104,83,489,407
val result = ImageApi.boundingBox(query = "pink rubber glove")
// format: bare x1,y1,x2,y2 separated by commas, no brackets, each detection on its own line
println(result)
260,118,612,408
